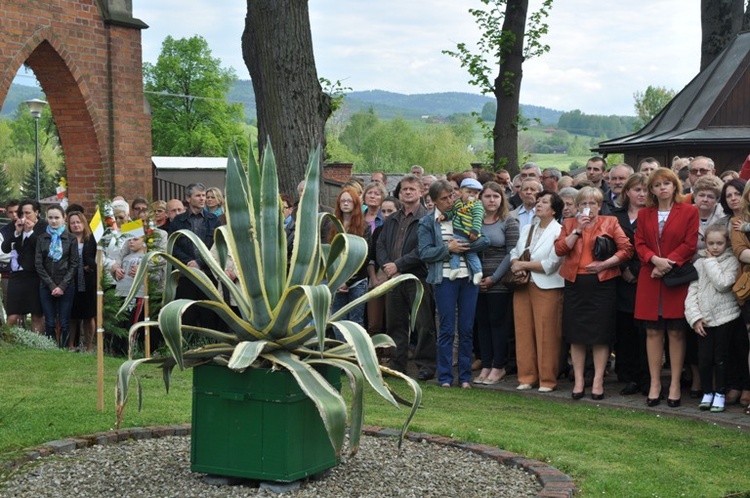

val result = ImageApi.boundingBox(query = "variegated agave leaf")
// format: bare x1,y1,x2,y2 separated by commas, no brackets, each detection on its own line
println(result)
115,144,423,457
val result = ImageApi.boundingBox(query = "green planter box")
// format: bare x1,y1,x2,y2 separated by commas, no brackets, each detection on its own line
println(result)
190,363,342,481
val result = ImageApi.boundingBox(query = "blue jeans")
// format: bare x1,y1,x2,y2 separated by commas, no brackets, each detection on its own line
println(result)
434,277,479,384
331,279,368,340
39,283,75,347
449,233,482,277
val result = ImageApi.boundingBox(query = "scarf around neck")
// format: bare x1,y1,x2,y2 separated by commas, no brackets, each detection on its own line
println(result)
47,225,65,262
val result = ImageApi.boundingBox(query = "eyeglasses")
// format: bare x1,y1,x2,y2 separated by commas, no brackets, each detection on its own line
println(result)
690,168,711,175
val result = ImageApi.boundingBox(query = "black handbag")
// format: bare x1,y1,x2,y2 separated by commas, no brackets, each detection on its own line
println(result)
593,235,616,261
655,233,697,287
662,263,698,287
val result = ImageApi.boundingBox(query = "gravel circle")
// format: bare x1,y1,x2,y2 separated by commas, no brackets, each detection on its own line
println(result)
1,434,542,497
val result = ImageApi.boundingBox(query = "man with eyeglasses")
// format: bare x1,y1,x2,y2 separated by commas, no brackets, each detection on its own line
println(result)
685,156,716,193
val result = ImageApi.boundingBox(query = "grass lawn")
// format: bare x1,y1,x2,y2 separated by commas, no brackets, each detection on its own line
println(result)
2,344,749,497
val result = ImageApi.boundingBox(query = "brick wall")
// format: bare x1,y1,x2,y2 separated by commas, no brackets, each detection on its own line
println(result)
0,0,151,211
323,162,353,184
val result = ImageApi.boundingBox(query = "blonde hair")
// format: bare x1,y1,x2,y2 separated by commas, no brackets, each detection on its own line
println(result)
206,187,224,206
576,186,603,206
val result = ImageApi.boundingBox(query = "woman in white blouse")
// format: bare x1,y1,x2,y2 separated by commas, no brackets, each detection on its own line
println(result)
509,191,565,393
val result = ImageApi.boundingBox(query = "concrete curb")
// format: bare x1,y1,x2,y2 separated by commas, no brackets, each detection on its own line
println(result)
1,423,576,497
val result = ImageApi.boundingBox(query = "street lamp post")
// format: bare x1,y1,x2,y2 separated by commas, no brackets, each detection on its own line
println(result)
26,98,47,202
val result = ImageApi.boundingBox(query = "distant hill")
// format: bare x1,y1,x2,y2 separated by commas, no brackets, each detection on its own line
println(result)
227,82,564,125
1,83,45,117
5,80,628,129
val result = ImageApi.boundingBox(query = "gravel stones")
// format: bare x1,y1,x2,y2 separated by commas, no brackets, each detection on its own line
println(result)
1,434,543,497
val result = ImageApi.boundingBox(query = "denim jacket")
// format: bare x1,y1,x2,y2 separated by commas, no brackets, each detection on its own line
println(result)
417,210,489,285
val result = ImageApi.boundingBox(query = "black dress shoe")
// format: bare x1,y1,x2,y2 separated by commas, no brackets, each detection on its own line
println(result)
416,370,434,381
591,392,604,401
646,396,662,407
667,398,681,408
571,390,585,400
620,382,640,396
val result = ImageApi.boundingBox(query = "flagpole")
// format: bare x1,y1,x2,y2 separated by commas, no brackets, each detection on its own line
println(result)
96,245,104,412
144,272,150,358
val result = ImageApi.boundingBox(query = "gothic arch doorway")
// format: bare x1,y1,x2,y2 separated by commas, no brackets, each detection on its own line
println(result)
0,1,152,209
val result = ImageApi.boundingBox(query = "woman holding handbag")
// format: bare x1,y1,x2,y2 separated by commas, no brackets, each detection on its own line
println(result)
635,168,699,408
555,187,633,400
509,191,565,393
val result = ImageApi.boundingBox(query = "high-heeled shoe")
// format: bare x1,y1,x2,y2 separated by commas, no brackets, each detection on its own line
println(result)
646,395,663,407
667,398,681,408
571,390,585,400
591,392,604,401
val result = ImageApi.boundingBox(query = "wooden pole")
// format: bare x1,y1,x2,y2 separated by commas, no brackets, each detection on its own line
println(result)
143,269,150,358
96,246,104,412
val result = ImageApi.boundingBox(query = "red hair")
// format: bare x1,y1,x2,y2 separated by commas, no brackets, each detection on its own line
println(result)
329,187,366,242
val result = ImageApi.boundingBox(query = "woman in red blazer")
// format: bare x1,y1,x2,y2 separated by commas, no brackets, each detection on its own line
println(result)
635,168,699,408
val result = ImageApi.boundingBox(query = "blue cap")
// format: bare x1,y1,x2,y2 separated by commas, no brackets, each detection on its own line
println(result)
460,178,483,191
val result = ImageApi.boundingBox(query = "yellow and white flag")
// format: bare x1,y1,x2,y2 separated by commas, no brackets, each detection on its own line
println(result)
90,207,104,243
120,219,145,239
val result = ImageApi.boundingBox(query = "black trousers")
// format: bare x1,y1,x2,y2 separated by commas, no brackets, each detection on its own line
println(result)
476,292,512,370
385,280,436,375
697,319,737,395
615,310,647,386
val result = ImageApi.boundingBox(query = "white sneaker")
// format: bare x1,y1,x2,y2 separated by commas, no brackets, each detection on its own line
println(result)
699,393,713,410
538,387,554,393
472,272,483,285
710,393,726,412
448,269,460,281
516,383,533,390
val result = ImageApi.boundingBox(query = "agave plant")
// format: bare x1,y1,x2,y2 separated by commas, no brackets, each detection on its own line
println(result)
115,144,423,457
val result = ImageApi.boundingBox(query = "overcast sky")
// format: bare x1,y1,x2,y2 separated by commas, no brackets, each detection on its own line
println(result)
16,1,702,116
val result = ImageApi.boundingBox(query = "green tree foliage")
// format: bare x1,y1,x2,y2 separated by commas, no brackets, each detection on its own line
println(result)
0,101,62,199
338,111,479,172
20,159,57,200
443,0,553,174
480,101,497,122
325,137,364,165
557,110,636,138
144,35,248,158
633,85,676,130
0,165,14,203
339,108,379,153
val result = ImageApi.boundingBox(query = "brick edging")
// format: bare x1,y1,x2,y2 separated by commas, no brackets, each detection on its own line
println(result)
1,424,576,497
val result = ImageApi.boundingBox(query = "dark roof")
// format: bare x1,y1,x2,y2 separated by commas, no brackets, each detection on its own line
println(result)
596,31,750,153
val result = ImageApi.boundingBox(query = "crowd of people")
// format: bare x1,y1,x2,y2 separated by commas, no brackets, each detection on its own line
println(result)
351,157,750,415
2,155,750,416
0,188,207,352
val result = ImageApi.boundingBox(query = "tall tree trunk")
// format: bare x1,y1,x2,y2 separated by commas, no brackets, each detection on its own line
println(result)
242,0,331,198
700,0,743,71
492,0,528,177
